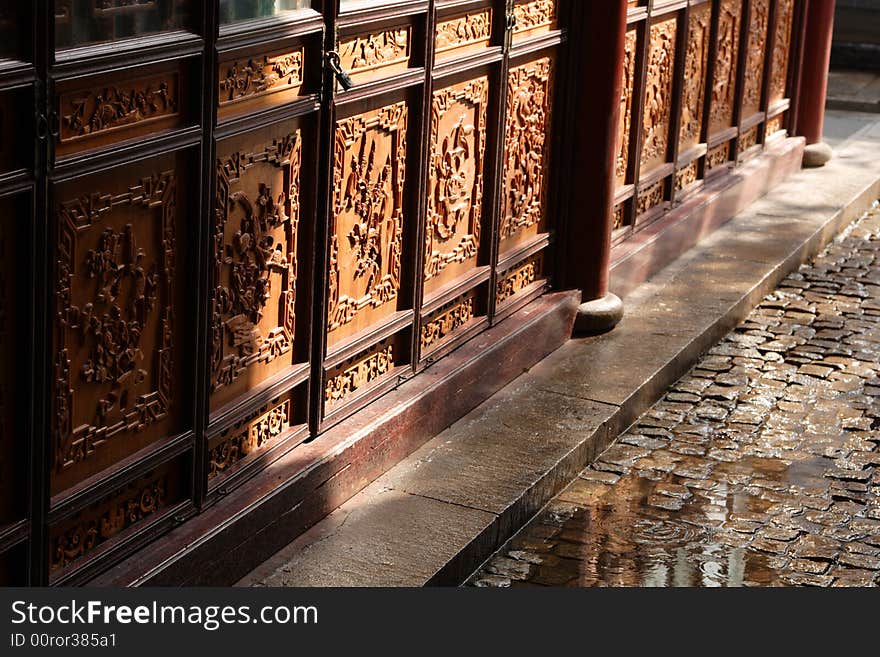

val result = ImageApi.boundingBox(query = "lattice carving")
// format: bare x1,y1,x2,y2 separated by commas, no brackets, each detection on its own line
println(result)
680,3,712,150
710,0,743,133
425,78,488,282
617,29,638,184
421,294,476,351
212,131,302,399
218,50,304,107
208,398,292,479
500,58,554,241
325,344,394,407
328,104,406,334
641,18,677,171
54,170,176,483
742,0,770,117
769,0,795,104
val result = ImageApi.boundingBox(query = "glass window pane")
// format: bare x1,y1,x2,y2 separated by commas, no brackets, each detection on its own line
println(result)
219,0,310,25
55,0,193,50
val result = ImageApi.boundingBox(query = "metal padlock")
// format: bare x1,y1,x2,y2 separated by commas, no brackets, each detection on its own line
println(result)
326,51,355,91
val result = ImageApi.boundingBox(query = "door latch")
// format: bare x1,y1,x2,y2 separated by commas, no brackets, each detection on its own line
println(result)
326,51,354,91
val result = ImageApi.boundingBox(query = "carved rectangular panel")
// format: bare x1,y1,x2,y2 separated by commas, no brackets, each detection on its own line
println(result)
769,0,795,104
709,0,744,134
496,252,545,306
617,28,638,187
211,123,303,412
435,8,493,62
421,290,480,354
742,0,770,117
512,0,558,41
53,155,185,495
324,339,396,412
217,47,305,120
499,56,554,254
327,103,407,346
640,17,678,173
49,458,184,577
424,77,488,297
56,64,185,158
679,3,712,151
338,26,412,86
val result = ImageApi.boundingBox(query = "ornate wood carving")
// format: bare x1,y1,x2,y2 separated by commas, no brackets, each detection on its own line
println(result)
49,464,179,574
500,57,554,244
637,179,665,215
739,125,760,153
435,9,492,57
710,0,743,133
421,293,476,352
497,253,544,305
425,78,488,285
766,113,785,136
59,74,179,143
212,129,302,405
641,18,677,171
769,0,795,104
613,203,627,231
742,0,770,117
328,103,406,338
513,0,557,34
675,160,700,191
707,142,730,170
218,50,304,108
617,29,638,185
339,28,411,74
208,398,292,479
325,343,394,408
54,168,177,493
679,3,712,150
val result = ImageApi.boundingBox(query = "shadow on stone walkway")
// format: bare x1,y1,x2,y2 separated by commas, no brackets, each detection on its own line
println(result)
470,204,880,588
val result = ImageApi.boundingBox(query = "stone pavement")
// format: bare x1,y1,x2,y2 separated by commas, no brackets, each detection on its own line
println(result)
827,69,880,113
470,204,880,587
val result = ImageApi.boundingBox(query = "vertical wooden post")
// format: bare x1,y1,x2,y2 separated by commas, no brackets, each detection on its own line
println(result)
797,0,836,166
562,0,628,334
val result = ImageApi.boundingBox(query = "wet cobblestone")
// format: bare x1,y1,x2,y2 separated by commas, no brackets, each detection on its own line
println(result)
469,203,880,587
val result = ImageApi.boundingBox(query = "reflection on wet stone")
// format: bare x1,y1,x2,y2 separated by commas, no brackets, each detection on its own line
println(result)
468,204,880,587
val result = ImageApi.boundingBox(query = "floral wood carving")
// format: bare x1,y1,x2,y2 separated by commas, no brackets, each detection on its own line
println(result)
710,0,743,133
218,50,304,107
617,29,638,184
679,4,712,150
742,0,770,117
339,28,410,72
513,0,557,33
325,344,394,407
641,18,677,171
435,9,492,54
425,78,488,282
497,253,544,304
60,75,178,142
421,294,476,352
212,132,302,397
55,171,176,479
500,58,554,241
769,0,795,104
328,103,406,333
208,398,292,479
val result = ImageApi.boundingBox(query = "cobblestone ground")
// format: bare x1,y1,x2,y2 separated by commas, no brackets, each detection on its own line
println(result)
470,204,880,587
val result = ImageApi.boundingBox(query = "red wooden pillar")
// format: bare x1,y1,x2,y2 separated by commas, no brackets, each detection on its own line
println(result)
562,0,628,334
797,0,836,166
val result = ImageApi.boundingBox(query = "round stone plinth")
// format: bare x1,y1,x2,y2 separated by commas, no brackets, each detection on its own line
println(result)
574,293,624,335
802,141,833,168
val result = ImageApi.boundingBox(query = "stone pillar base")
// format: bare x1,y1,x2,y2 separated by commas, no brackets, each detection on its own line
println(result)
574,293,624,335
803,142,833,168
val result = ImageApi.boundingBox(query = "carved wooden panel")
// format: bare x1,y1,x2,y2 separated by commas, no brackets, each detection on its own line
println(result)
435,8,492,61
0,198,21,526
424,77,488,296
499,56,554,253
421,290,479,353
637,178,665,215
675,160,700,192
211,124,303,412
217,47,304,119
53,156,184,495
339,27,411,85
709,0,743,134
496,252,544,306
208,393,294,481
328,103,407,345
739,124,760,154
640,17,677,172
766,113,785,137
325,340,396,411
49,459,184,576
56,65,184,157
679,3,712,151
513,0,557,40
617,29,638,187
769,0,795,104
707,142,730,170
742,0,770,117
